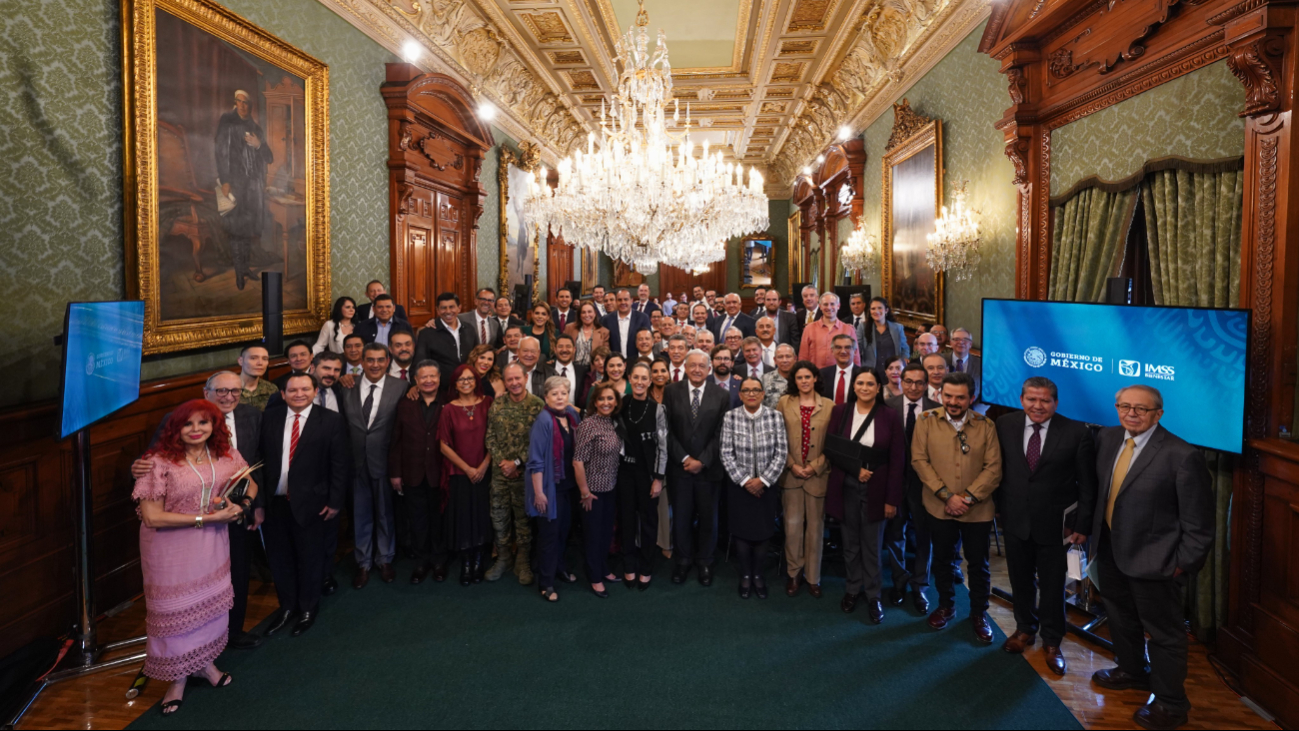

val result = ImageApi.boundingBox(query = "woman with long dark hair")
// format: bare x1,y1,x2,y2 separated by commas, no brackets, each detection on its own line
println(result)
616,361,667,589
586,352,630,406
648,359,670,404
563,300,609,367
859,297,910,374
467,343,506,399
313,296,356,354
882,356,907,400
527,301,557,362
826,368,905,624
438,363,494,585
133,399,253,715
777,360,834,598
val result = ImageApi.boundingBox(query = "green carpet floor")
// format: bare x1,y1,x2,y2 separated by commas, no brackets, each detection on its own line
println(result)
127,549,1082,730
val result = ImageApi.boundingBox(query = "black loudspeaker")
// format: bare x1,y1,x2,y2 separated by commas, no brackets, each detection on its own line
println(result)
261,271,284,356
515,276,533,314
834,285,872,322
1105,277,1132,305
563,280,582,299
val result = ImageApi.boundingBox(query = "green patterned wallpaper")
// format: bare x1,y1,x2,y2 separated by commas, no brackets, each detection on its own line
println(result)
1051,61,1245,196
0,0,395,407
856,20,1016,345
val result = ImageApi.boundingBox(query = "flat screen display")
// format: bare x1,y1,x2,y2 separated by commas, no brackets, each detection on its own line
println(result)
981,298,1249,453
59,301,146,439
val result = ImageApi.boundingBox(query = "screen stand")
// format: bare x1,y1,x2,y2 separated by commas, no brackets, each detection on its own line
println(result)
6,429,147,728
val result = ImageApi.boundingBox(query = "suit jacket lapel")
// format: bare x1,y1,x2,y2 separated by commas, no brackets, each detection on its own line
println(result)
1118,427,1165,493
1033,417,1063,472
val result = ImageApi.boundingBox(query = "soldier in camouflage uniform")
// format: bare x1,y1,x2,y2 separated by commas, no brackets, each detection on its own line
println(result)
484,361,545,584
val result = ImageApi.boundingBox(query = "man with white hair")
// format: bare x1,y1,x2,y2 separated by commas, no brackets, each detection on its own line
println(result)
798,292,859,369
214,88,273,290
711,293,757,341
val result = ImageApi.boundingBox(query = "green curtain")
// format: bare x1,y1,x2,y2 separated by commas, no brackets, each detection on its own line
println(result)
1142,168,1243,307
1047,187,1136,301
1141,166,1243,640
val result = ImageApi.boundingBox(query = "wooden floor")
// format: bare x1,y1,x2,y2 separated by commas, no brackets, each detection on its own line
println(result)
13,554,1277,730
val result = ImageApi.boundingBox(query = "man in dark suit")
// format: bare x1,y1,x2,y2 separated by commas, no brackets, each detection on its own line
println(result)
748,287,767,318
759,289,799,347
517,336,554,397
947,327,983,406
461,287,502,351
1090,385,1213,730
356,280,408,322
273,340,315,390
664,349,731,586
995,376,1097,676
343,343,407,589
819,334,864,406
494,294,526,346
414,292,479,394
355,294,412,346
709,345,743,410
551,286,577,332
601,288,652,360
710,293,757,341
737,337,768,380
632,283,660,316
550,335,587,408
883,362,939,613
130,370,265,649
793,285,822,346
259,373,349,638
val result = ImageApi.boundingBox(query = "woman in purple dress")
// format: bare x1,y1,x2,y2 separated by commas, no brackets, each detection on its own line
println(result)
438,363,494,585
132,399,253,715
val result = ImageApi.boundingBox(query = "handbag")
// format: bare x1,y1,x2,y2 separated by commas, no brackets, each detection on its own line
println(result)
825,406,880,475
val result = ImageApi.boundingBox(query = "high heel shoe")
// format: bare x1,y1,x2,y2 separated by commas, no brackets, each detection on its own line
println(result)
637,576,652,592
753,576,768,600
472,549,486,584
160,699,184,716
623,575,636,589
738,576,752,600
590,583,609,598
459,557,472,586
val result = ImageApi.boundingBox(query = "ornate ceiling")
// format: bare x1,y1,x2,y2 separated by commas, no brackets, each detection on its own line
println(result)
317,0,991,195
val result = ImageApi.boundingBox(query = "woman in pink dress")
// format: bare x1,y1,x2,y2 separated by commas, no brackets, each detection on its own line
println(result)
133,399,253,715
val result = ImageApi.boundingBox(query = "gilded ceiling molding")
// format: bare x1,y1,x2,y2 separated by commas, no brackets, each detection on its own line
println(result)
315,0,590,163
768,0,991,193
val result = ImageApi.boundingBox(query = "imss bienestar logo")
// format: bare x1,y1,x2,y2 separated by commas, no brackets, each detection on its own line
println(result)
1117,358,1175,381
1118,360,1140,377
1024,347,1047,368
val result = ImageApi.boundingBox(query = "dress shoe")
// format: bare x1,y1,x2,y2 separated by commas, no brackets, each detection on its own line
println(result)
911,589,930,614
698,565,713,587
671,564,690,584
927,606,956,630
971,612,994,644
1001,630,1036,654
753,576,768,600
786,575,801,597
471,550,486,583
867,598,885,625
433,562,448,582
378,563,396,584
410,563,431,585
264,609,296,637
1043,645,1067,676
887,585,906,606
321,576,338,596
590,584,609,598
841,592,860,613
637,577,652,592
290,611,316,637
459,558,472,586
738,577,752,600
1133,701,1189,730
807,583,822,599
229,631,263,650
352,568,370,590
953,566,965,584
484,557,513,582
1092,666,1151,691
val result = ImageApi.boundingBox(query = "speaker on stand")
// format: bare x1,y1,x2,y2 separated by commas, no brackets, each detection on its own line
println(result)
262,271,284,356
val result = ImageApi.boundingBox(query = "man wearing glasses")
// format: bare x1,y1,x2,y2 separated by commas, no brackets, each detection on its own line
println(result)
461,288,502,350
884,362,941,614
1089,385,1213,731
911,371,1003,644
946,327,982,406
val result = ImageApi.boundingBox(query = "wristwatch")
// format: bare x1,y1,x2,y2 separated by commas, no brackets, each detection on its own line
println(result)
195,515,204,529
936,488,952,501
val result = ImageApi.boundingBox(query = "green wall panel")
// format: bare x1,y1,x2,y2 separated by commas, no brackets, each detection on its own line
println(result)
0,0,396,407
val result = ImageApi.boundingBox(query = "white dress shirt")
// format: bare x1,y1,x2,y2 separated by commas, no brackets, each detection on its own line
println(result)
389,361,413,381
346,362,364,377
670,362,685,383
720,314,736,336
276,404,314,495
314,386,339,412
746,360,764,378
833,366,854,399
850,406,878,447
902,396,924,426
928,384,942,402
760,341,776,368
1023,416,1052,454
1111,427,1156,481
473,312,494,344
524,367,538,394
945,410,970,432
359,375,386,429
225,411,239,452
443,318,462,355
554,360,578,397
554,308,573,330
617,313,632,358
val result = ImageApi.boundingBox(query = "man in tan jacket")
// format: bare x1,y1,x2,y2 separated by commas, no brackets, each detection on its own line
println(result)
911,371,1003,643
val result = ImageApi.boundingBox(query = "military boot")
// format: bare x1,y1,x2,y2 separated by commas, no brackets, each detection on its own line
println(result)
515,542,535,585
484,550,513,582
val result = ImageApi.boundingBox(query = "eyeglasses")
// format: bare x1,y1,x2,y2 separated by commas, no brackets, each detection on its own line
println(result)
951,337,972,344
902,378,926,386
1115,403,1157,415
740,388,764,395
956,430,971,454
205,388,239,397
456,377,478,384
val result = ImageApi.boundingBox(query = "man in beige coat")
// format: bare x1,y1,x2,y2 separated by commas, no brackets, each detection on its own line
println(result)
777,364,835,598
911,372,1002,644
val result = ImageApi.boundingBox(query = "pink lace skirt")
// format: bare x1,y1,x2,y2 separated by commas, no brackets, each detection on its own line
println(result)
139,523,233,681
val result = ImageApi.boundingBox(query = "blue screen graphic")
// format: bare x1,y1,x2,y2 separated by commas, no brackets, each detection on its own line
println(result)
60,301,146,438
981,299,1248,454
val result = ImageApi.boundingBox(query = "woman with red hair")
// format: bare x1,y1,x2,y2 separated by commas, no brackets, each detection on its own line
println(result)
132,398,255,715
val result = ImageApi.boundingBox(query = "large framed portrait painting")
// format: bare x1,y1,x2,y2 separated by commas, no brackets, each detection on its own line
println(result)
881,100,944,328
123,0,330,354
498,142,543,302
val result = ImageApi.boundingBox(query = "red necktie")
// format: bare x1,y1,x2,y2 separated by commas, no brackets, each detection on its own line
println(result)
674,367,681,382
558,312,566,330
835,371,846,405
480,318,487,345
289,412,301,466
400,368,407,380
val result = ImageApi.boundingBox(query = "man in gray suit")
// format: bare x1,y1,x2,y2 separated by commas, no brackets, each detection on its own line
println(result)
947,327,982,405
883,361,940,613
344,343,408,589
1090,384,1213,731
461,287,502,350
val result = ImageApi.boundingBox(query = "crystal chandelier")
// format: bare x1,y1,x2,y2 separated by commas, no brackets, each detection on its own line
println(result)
926,181,982,281
839,220,878,276
524,0,768,271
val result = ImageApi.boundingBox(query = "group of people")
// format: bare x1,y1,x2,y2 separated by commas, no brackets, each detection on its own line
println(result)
130,280,1215,730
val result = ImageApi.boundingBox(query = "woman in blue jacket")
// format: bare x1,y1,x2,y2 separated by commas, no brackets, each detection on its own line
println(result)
526,376,582,602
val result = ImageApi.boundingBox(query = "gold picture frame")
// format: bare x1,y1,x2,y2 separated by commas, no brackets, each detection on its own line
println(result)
787,209,803,289
498,141,543,302
881,100,944,328
579,246,600,295
122,0,331,354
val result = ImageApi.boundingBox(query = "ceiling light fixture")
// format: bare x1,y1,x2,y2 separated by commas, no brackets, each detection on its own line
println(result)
478,102,497,121
401,40,422,64
523,0,767,272
838,126,853,140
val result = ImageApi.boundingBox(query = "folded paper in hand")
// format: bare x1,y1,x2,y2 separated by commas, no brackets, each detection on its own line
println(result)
215,178,236,215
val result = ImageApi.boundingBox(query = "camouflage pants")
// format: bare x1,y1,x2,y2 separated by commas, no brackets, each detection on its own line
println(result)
490,474,532,557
